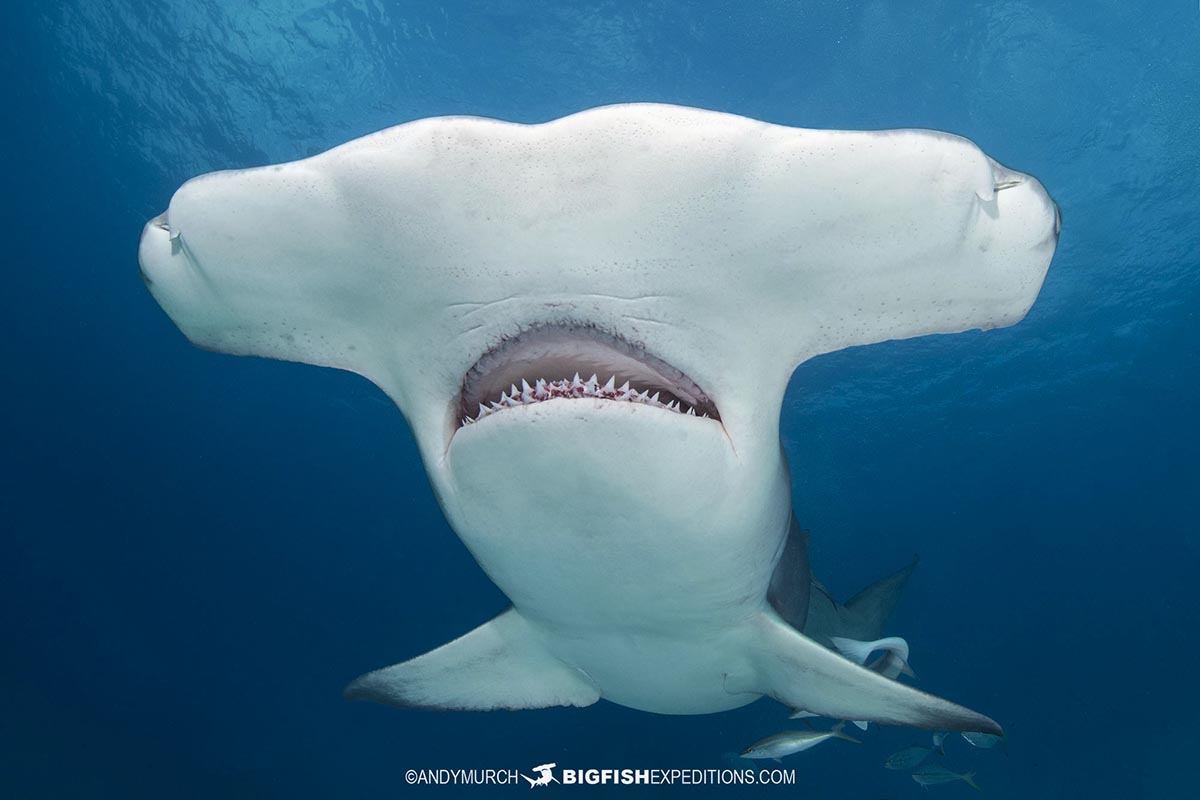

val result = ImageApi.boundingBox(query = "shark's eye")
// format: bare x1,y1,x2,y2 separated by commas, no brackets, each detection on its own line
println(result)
457,323,720,426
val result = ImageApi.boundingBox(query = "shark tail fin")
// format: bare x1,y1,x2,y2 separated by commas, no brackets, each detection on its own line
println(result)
841,557,919,640
344,608,600,711
735,610,1002,735
831,721,862,744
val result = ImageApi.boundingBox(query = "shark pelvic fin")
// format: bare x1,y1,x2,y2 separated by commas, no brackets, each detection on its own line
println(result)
343,609,600,711
741,611,1001,734
830,635,910,667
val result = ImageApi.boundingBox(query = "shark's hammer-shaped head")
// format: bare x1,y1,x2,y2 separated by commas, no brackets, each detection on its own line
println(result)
139,104,1057,626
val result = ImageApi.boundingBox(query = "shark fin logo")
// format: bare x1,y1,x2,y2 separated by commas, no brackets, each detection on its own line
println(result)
521,763,559,788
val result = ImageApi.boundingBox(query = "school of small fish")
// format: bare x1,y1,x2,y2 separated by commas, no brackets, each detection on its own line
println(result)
729,636,1003,789
884,729,1004,790
732,650,1005,790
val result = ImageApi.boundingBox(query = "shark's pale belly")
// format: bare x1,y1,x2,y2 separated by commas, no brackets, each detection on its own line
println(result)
536,616,763,714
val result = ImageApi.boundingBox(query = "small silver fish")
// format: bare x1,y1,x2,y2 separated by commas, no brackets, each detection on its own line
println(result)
740,722,861,761
961,731,1004,749
787,710,870,732
884,745,937,770
911,764,981,791
931,731,947,755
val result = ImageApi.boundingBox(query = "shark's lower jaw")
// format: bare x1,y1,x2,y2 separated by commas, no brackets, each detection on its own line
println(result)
456,323,721,428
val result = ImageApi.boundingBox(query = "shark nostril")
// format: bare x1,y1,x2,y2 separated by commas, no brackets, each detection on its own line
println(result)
1053,202,1062,237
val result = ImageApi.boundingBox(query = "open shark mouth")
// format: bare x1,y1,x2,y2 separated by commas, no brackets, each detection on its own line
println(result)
457,324,721,427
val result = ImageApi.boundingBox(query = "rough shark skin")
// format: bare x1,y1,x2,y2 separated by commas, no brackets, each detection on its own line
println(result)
139,104,1058,733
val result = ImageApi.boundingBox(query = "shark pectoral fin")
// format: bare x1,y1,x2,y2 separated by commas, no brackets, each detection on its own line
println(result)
343,609,599,711
749,611,1001,735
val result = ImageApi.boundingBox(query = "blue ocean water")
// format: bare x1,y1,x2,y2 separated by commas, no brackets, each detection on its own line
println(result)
3,1,1197,797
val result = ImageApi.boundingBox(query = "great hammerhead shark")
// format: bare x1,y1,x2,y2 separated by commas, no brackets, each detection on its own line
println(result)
139,104,1058,733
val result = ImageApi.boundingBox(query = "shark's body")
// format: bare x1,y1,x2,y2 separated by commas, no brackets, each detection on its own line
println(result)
139,104,1057,733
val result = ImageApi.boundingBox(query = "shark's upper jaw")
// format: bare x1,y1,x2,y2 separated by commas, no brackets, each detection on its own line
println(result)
455,323,721,430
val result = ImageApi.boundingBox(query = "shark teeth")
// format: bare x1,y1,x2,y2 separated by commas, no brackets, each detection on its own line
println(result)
461,376,710,425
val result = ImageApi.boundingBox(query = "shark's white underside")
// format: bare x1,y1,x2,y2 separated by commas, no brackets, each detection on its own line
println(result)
139,103,1057,734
